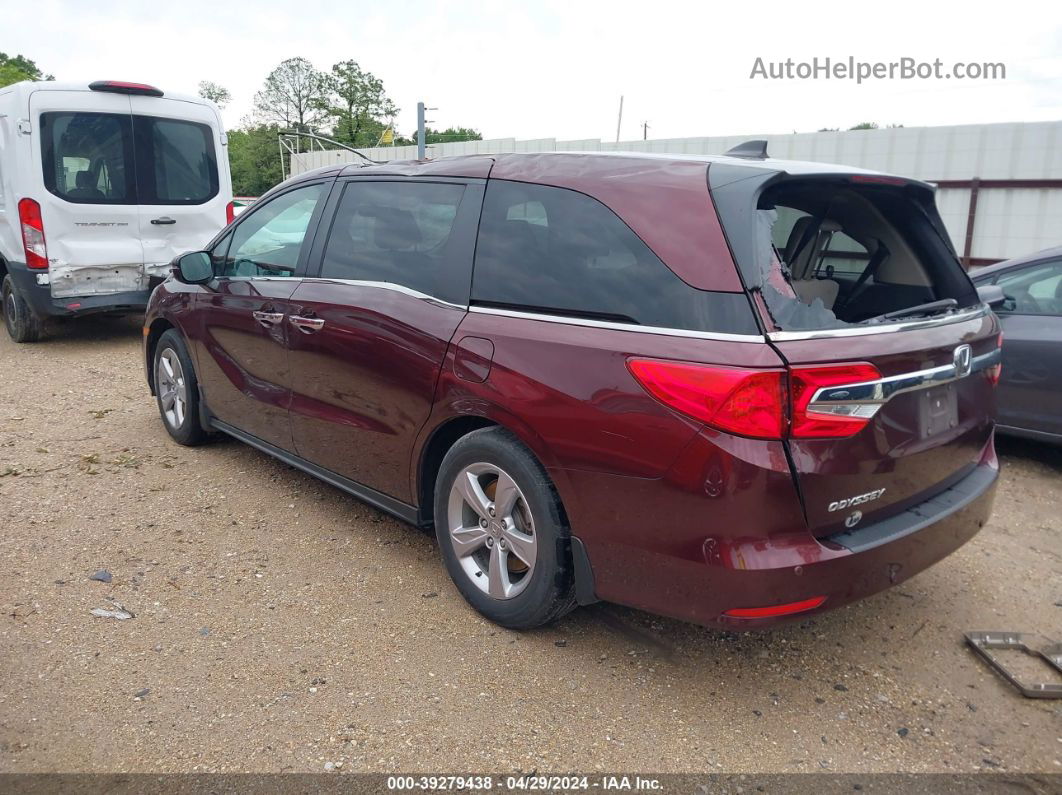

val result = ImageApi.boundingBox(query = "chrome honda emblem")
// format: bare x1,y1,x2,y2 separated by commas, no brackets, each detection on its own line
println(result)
953,344,972,378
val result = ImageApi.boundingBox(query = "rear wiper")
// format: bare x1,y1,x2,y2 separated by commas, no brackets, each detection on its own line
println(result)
861,298,959,325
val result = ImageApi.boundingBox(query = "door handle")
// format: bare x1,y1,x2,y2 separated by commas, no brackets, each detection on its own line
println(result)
150,217,177,225
289,315,325,333
252,310,285,328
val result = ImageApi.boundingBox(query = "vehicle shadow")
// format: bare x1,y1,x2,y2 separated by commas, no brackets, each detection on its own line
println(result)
995,434,1062,474
44,313,145,344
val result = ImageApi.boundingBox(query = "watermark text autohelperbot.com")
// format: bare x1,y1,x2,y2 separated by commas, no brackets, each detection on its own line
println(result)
750,56,1006,83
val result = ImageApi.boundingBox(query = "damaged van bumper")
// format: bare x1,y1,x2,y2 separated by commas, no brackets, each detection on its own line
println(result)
6,260,164,318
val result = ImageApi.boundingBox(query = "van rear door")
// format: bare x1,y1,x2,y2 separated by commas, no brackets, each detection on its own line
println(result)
128,95,229,282
31,89,145,299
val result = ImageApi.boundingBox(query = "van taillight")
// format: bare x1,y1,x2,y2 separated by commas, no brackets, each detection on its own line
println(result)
626,359,787,439
789,363,882,438
226,201,235,225
18,198,48,270
627,359,883,440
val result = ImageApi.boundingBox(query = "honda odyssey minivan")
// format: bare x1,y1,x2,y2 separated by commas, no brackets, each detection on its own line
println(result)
0,80,233,342
143,147,1001,630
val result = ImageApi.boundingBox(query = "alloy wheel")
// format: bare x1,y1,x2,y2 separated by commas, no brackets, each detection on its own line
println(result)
446,462,538,600
156,348,188,430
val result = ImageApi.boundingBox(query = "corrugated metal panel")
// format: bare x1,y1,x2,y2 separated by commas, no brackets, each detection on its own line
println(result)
286,121,1062,262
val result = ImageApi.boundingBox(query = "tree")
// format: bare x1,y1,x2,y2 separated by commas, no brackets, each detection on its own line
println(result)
395,126,483,146
0,52,52,88
198,81,231,108
253,57,329,132
228,125,284,196
324,60,398,147
848,122,880,130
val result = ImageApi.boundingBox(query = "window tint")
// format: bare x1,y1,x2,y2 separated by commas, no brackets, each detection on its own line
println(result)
41,112,135,203
996,260,1062,315
220,183,325,278
40,112,218,206
473,180,743,331
320,181,467,299
134,117,218,204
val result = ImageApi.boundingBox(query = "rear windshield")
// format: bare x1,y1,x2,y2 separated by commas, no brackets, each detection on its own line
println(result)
711,167,979,331
41,111,218,206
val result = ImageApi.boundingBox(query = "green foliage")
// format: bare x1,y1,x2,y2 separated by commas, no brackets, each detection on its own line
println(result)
254,57,330,132
848,122,880,130
325,60,398,147
228,125,284,197
198,81,231,108
0,52,52,88
394,127,484,146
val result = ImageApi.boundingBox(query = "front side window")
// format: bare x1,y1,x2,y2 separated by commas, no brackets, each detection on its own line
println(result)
473,180,741,332
319,181,467,300
995,260,1062,315
134,117,218,204
219,183,325,278
41,112,135,203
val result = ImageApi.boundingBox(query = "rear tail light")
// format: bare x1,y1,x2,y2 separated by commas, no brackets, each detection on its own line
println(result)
627,359,786,439
225,201,236,225
628,359,884,440
723,595,827,619
18,198,48,270
789,363,882,438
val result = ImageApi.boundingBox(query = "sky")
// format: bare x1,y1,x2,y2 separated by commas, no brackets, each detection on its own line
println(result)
5,0,1062,142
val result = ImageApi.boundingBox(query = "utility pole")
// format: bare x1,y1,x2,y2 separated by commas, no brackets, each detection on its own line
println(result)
615,95,624,143
417,102,426,159
642,121,650,140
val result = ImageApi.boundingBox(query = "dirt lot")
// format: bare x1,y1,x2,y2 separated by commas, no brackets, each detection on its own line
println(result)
0,316,1059,775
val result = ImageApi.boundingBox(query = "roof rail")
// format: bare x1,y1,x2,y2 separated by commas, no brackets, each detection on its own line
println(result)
724,140,769,160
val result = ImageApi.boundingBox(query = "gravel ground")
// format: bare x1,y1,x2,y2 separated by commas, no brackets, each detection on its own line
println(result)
0,315,1059,775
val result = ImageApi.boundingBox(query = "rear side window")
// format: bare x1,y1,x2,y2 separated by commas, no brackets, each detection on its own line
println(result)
40,112,218,205
320,181,467,301
473,180,752,332
134,117,218,204
41,112,135,203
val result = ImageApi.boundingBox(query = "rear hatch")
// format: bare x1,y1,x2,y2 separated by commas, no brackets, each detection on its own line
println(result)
710,161,1000,536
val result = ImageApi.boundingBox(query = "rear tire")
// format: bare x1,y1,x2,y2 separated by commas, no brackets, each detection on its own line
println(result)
2,275,43,343
153,329,209,446
434,427,577,629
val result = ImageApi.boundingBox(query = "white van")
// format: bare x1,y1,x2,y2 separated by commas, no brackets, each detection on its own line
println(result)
0,80,233,342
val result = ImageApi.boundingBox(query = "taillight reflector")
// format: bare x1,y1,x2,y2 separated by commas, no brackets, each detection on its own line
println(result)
226,201,236,225
89,80,163,97
986,332,1003,385
627,359,787,439
790,363,882,438
723,596,827,619
18,198,48,270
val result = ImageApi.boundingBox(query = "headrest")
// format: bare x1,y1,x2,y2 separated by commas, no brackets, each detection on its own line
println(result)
75,170,95,189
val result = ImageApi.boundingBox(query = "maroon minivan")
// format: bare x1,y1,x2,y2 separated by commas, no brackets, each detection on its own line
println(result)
143,146,1002,629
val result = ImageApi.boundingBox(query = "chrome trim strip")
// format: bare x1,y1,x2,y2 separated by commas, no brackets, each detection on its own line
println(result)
767,305,990,342
467,306,765,343
807,347,1001,419
299,277,467,310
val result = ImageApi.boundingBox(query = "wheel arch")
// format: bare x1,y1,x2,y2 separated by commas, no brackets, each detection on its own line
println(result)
144,317,176,395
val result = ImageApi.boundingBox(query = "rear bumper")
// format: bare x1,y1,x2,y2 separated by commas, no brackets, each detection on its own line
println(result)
6,260,151,317
565,430,998,628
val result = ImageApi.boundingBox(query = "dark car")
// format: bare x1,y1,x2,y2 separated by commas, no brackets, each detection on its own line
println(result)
142,148,1001,630
971,247,1062,444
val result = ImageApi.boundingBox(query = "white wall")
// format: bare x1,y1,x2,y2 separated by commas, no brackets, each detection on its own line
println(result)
290,121,1062,262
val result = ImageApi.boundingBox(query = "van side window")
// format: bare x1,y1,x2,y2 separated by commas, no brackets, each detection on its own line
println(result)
995,259,1062,315
319,181,467,301
220,184,325,278
473,180,748,332
41,112,135,203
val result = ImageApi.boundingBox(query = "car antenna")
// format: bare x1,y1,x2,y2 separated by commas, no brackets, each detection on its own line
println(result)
724,140,770,159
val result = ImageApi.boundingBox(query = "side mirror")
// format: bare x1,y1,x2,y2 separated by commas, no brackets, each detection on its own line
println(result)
172,251,213,285
976,284,1006,309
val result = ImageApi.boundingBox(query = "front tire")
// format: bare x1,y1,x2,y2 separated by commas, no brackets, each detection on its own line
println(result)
2,275,43,343
434,428,576,629
153,329,209,446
